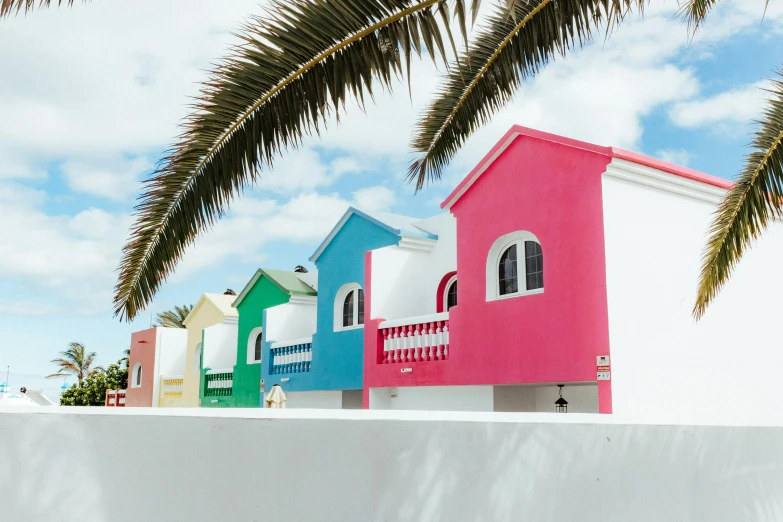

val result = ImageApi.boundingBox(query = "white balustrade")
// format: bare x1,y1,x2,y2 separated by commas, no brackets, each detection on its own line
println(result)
378,313,450,364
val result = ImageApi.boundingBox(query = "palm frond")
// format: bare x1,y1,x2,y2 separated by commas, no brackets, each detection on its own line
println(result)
694,75,783,319
114,0,479,321
678,0,718,34
0,0,80,18
155,304,193,328
408,0,644,189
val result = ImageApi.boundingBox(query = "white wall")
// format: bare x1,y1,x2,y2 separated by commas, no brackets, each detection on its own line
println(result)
371,213,456,321
2,408,783,521
602,160,783,424
370,386,495,412
265,298,317,343
493,384,599,413
283,390,343,409
156,327,188,376
369,384,598,413
201,321,238,371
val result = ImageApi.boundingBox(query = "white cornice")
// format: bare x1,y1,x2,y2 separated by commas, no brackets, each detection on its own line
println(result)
288,295,317,306
604,158,727,204
397,236,437,253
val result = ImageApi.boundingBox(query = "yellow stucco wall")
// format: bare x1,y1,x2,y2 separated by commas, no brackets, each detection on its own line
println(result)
179,294,237,407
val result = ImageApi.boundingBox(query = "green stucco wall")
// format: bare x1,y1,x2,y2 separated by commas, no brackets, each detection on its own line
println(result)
231,276,291,407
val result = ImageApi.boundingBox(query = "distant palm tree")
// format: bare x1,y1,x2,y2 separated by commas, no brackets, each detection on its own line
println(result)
154,305,193,329
46,342,103,385
120,348,130,369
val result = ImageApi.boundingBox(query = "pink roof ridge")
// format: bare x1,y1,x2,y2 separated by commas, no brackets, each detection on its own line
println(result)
441,125,734,210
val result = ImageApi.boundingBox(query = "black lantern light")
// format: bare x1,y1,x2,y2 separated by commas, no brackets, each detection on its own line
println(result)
555,384,568,413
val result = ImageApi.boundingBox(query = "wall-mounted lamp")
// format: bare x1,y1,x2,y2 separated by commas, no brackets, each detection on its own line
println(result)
555,384,568,413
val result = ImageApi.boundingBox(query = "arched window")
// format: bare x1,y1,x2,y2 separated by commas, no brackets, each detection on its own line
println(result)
486,231,544,301
246,327,264,364
334,283,364,331
441,273,458,312
131,363,142,388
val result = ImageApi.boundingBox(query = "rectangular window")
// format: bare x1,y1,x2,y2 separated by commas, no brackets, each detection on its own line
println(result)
525,241,543,290
357,289,364,325
343,292,354,327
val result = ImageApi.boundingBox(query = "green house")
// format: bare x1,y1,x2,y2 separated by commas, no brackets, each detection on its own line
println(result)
200,268,317,408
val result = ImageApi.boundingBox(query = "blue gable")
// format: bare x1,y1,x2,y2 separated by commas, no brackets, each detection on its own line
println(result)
263,213,401,393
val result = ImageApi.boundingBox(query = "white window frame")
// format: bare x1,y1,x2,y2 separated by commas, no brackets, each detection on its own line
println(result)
193,342,202,372
443,274,458,312
486,230,544,301
247,327,264,365
334,282,364,332
131,363,143,388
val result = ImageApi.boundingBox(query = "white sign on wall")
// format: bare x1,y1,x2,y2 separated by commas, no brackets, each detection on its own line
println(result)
597,355,611,381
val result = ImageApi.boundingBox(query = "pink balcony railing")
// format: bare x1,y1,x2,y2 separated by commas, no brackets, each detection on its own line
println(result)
378,312,449,364
105,389,126,407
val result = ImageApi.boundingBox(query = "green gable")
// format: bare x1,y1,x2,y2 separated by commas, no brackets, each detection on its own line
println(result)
233,268,316,309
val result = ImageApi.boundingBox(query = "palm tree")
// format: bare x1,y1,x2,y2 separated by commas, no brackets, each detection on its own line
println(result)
120,348,130,369
46,342,103,385
5,0,777,320
107,0,644,321
154,305,193,329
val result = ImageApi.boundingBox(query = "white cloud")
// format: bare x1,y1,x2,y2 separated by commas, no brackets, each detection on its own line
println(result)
656,149,693,167
256,149,365,194
62,156,151,201
172,186,397,280
669,81,772,132
0,183,129,311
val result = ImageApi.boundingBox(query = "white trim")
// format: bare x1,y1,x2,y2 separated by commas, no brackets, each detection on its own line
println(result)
131,363,143,389
271,337,314,349
397,236,437,252
334,283,365,332
603,158,726,204
288,295,318,306
247,327,264,365
379,312,449,330
193,343,202,373
223,316,239,325
205,368,234,375
443,274,458,312
486,231,544,302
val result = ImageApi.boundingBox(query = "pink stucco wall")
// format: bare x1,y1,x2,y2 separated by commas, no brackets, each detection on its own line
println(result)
125,328,157,407
364,129,614,412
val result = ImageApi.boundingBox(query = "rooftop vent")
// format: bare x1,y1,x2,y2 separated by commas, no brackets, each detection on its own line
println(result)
224,289,237,296
294,265,308,273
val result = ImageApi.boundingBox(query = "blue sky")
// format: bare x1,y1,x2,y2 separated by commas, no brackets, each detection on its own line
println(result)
0,0,780,400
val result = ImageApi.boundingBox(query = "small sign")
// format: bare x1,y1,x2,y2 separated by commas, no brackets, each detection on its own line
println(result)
400,368,412,373
597,355,611,381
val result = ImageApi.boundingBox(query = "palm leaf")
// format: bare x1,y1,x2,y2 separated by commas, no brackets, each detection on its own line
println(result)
113,0,478,321
408,0,645,189
155,304,193,328
679,0,769,36
694,75,783,319
0,0,80,18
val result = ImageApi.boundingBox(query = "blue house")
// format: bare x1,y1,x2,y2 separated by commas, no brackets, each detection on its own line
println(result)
261,207,437,408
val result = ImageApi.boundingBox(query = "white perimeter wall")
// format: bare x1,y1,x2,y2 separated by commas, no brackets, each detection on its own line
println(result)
371,213,456,321
602,160,783,424
2,408,783,521
264,298,317,343
201,321,238,371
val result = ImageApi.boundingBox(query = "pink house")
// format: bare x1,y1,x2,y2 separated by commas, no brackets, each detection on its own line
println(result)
125,327,187,407
364,125,783,422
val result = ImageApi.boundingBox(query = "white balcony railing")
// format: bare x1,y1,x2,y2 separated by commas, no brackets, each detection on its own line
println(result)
270,337,313,375
378,312,449,364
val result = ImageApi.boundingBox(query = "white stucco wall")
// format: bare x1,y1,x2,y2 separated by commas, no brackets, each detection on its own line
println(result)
369,384,598,413
264,298,317,343
201,320,238,371
2,408,783,521
156,327,188,376
602,160,783,424
371,213,457,321
283,390,343,409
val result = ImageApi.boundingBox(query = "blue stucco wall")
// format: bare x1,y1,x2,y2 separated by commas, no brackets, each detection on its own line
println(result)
262,214,399,393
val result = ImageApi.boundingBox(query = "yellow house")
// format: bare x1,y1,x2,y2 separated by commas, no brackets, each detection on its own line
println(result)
177,292,238,407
